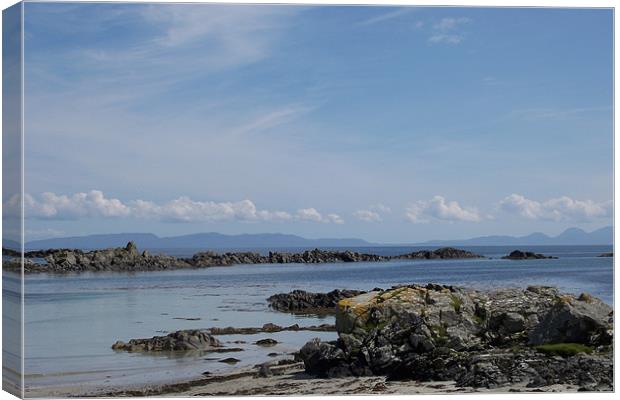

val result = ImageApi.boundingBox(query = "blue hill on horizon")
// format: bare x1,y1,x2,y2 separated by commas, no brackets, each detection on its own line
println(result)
2,226,612,250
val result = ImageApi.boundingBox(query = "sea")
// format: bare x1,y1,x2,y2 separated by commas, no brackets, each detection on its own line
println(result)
2,245,613,394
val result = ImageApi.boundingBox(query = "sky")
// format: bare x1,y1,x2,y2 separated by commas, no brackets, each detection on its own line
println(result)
10,3,613,243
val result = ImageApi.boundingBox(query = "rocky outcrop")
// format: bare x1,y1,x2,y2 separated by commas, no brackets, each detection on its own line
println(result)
298,284,613,390
597,252,613,257
208,323,336,335
394,247,483,260
267,249,388,263
501,250,557,260
11,242,488,274
112,329,222,352
2,248,21,257
528,294,613,346
46,242,192,273
267,289,368,314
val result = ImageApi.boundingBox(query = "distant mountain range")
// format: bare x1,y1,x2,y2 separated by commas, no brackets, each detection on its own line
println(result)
13,232,373,250
1,226,611,251
417,226,613,246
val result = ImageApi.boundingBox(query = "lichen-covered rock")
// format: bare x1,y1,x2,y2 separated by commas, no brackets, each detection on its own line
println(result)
298,284,613,390
112,329,221,352
528,294,614,346
456,349,613,390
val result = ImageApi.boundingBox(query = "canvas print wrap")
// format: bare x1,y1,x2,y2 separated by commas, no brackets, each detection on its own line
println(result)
1,2,614,397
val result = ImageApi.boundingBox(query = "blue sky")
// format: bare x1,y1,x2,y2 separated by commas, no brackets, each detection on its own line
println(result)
15,3,613,243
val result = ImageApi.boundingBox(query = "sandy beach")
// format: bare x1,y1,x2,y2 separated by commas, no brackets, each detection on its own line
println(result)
25,361,580,398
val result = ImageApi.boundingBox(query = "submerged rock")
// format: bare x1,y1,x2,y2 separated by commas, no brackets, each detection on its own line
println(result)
597,252,613,257
298,284,613,389
501,250,557,260
111,329,222,352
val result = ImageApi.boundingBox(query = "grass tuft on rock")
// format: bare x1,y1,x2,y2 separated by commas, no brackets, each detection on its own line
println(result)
535,343,593,357
450,295,463,313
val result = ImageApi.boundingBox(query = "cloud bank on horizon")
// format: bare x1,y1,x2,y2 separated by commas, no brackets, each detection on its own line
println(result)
5,190,612,227
14,4,612,241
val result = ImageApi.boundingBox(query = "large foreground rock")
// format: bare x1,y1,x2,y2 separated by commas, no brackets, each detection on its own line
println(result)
298,284,613,390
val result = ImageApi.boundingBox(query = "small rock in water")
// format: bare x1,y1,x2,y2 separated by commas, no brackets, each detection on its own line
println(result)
219,357,241,364
255,338,278,346
267,352,279,357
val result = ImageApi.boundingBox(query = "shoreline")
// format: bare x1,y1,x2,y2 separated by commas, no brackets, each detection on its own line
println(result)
26,361,582,397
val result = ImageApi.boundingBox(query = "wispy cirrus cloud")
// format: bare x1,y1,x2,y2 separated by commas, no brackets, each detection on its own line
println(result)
499,194,612,222
428,17,471,45
510,106,612,121
357,7,416,26
406,195,480,223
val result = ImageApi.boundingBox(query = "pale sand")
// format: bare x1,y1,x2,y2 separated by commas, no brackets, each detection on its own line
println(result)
25,362,579,398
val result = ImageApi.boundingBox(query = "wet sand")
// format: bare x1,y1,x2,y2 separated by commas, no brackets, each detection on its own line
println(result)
26,362,579,397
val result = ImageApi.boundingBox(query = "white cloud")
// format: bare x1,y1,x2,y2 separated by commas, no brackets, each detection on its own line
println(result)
372,203,392,214
406,195,481,223
354,210,382,222
499,194,612,222
131,197,293,223
327,213,345,225
14,190,346,224
23,190,131,220
354,204,391,222
296,208,323,222
296,208,344,224
428,16,471,45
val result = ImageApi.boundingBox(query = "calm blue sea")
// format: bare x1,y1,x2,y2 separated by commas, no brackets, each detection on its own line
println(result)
3,245,613,394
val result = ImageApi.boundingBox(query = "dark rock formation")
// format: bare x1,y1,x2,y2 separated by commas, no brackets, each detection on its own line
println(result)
11,242,487,274
267,249,388,264
501,250,557,260
219,357,241,364
597,252,613,257
298,284,613,390
267,289,367,314
2,248,21,257
255,338,278,346
42,242,192,273
112,329,221,352
394,247,483,260
207,323,336,335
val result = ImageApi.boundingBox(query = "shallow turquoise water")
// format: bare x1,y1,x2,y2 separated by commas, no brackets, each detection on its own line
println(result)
5,245,613,393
